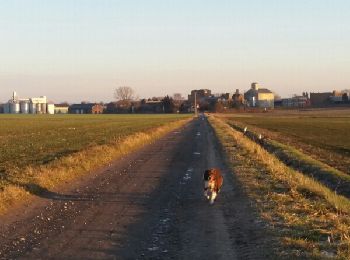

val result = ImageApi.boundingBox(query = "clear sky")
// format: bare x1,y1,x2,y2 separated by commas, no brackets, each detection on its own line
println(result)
0,0,349,103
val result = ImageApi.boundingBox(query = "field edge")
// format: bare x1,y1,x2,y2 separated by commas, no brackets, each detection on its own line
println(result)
0,117,192,215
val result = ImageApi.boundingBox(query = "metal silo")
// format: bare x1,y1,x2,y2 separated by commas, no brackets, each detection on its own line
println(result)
41,103,47,114
20,101,29,114
3,103,10,114
30,103,37,114
36,103,41,114
10,102,20,114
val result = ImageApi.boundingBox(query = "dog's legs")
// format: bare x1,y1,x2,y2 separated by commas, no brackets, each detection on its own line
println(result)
210,191,217,204
204,181,210,199
204,189,209,199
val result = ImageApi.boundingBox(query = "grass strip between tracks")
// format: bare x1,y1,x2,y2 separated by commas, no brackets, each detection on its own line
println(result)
209,115,350,259
0,117,191,215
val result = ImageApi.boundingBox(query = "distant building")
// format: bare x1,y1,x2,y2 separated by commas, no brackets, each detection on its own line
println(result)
310,92,332,107
329,90,343,103
244,83,274,108
139,100,164,113
188,89,212,105
54,104,69,114
69,103,104,114
282,95,309,108
231,89,245,107
3,91,54,114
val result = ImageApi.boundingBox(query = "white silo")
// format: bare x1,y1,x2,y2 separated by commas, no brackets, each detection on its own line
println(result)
41,103,47,114
47,104,55,114
36,103,41,113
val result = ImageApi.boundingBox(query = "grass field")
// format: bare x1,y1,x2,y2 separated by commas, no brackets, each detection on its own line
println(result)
0,114,190,176
219,109,350,174
209,115,350,258
0,114,191,212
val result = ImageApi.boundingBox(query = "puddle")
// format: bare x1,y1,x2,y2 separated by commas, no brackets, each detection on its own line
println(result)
193,152,201,155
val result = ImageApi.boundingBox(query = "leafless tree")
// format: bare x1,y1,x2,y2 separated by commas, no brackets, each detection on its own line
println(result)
114,86,135,101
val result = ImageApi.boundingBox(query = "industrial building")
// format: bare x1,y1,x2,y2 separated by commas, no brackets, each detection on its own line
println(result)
244,83,274,108
2,91,55,114
68,103,104,114
54,104,69,114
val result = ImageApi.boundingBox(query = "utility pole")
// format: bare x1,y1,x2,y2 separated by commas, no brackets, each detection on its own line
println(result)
194,91,198,116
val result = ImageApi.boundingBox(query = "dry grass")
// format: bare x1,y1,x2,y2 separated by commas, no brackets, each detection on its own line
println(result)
209,115,350,259
0,118,191,214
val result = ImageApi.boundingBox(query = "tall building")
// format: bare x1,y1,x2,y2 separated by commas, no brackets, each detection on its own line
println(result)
244,83,274,108
188,89,212,105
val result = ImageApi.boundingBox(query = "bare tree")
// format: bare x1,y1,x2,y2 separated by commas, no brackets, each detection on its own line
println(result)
114,86,135,101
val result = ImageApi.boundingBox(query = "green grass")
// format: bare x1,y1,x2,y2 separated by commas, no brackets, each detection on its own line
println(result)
0,114,190,176
0,114,191,213
228,116,350,156
220,111,350,174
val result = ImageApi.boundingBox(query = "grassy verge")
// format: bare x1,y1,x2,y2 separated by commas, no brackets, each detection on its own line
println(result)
209,115,350,259
0,117,191,214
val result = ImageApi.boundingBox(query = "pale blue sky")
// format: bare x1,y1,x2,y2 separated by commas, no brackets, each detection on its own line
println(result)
0,0,349,102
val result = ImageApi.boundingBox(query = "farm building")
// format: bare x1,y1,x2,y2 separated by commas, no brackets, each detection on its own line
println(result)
54,104,69,114
3,91,54,114
310,92,332,107
311,91,350,107
105,101,139,114
69,103,104,114
244,83,274,108
282,96,310,108
280,92,310,108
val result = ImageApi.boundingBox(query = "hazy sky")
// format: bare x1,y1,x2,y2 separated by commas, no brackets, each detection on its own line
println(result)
0,0,349,103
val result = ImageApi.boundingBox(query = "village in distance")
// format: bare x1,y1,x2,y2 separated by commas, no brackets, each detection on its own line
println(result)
1,82,350,115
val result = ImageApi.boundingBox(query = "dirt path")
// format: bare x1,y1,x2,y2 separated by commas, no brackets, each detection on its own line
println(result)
0,117,271,259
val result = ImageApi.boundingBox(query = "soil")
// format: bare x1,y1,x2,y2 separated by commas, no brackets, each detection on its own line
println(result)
0,116,272,259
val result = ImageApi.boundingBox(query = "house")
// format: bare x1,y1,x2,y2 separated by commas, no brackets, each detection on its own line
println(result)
244,83,274,108
69,103,104,114
54,104,69,114
139,99,164,113
231,89,245,108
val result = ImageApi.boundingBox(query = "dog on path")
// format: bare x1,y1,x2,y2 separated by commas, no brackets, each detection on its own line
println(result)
203,168,223,204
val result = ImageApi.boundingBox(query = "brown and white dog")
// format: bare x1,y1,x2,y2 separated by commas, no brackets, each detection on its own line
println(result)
203,168,223,204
